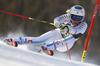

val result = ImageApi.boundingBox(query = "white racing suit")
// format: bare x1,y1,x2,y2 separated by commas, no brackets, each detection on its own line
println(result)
6,13,87,52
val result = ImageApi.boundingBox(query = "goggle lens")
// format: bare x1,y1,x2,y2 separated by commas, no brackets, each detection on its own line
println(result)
70,14,83,21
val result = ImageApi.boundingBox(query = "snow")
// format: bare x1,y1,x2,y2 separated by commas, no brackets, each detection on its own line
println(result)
0,40,97,66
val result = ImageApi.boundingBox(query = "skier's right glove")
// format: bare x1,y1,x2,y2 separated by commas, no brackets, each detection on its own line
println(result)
54,21,69,35
54,21,65,28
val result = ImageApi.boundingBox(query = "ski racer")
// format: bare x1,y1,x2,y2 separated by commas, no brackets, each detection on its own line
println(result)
4,5,87,56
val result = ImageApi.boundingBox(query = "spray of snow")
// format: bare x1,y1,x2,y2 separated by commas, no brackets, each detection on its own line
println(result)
0,40,97,66
0,31,98,66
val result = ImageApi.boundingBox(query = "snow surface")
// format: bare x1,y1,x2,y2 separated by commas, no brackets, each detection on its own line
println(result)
0,40,97,66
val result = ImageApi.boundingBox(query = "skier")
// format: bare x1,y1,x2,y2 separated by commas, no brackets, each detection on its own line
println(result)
4,5,87,56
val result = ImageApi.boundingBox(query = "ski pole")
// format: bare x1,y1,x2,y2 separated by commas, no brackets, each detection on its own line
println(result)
0,10,54,25
60,27,71,60
0,10,72,60
81,0,100,62
64,37,71,60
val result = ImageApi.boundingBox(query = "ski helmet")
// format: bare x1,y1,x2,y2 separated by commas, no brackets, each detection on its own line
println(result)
70,5,85,22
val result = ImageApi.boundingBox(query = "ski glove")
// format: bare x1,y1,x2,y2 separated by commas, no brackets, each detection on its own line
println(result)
54,21,69,35
60,25,69,35
54,21,67,28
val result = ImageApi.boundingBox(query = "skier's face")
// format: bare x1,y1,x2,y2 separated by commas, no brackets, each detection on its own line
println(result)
71,20,80,27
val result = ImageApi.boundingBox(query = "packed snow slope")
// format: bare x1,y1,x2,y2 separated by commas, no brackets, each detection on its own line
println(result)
0,40,97,66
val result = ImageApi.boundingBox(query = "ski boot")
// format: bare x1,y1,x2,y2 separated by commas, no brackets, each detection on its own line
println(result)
4,38,18,47
41,46,54,56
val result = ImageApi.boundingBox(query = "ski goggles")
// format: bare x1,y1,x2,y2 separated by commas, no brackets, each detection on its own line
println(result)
70,14,84,21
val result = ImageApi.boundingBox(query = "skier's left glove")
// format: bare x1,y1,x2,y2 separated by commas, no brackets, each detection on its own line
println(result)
60,25,69,35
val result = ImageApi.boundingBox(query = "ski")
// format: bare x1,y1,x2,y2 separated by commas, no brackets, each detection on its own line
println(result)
4,39,18,47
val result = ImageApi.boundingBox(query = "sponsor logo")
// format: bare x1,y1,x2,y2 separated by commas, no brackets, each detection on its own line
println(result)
64,20,67,22
56,41,59,45
28,40,33,44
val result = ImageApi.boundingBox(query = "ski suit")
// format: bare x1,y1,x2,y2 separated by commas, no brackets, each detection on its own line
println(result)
7,13,87,52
